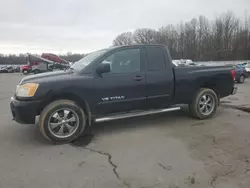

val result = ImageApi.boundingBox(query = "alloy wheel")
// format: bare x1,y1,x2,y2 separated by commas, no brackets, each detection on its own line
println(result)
48,109,80,138
198,94,215,116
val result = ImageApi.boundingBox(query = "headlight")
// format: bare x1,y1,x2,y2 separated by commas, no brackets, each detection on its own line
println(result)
16,83,39,97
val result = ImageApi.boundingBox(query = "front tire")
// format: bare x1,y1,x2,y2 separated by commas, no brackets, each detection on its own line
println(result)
189,88,218,119
39,100,86,143
23,70,29,75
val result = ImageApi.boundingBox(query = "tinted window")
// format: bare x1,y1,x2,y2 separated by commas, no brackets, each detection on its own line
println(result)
146,47,166,71
102,48,140,73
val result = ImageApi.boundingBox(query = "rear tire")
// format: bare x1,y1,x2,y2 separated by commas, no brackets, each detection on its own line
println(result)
189,88,218,119
39,100,86,144
239,75,245,83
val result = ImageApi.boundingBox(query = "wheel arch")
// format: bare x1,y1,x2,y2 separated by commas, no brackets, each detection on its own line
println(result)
240,74,245,78
199,84,220,101
33,69,41,73
38,92,92,126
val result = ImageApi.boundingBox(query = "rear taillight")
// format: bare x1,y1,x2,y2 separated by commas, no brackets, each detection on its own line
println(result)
231,69,236,81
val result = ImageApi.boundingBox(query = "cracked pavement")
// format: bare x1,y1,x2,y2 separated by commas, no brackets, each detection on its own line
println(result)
83,147,121,180
1,74,250,188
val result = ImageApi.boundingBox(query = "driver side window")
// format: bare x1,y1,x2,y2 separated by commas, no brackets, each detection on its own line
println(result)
102,48,141,74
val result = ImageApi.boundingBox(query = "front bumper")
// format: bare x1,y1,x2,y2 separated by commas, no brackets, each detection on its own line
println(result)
10,97,41,124
232,87,237,95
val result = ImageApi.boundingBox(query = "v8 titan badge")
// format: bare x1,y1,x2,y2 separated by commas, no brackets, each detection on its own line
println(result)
102,96,125,101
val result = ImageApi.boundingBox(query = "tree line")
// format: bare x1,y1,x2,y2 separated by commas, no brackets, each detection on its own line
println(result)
1,11,249,65
113,11,250,61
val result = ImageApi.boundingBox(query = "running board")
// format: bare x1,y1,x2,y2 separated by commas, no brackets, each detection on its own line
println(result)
94,107,181,123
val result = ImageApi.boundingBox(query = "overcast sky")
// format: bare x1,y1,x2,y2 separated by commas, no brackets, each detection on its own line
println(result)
0,0,249,54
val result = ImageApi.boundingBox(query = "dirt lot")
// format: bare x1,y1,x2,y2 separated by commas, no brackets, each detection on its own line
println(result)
0,73,250,188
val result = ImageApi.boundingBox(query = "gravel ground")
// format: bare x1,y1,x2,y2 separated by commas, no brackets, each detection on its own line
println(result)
0,73,250,188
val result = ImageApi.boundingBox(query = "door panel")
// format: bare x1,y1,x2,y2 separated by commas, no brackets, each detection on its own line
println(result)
95,72,146,114
146,70,174,107
145,46,174,108
93,47,147,114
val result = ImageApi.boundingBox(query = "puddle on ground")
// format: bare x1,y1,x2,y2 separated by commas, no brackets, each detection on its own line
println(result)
71,133,95,147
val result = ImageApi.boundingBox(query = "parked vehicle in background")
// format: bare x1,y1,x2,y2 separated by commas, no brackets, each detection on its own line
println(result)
173,59,192,66
6,65,14,73
245,64,250,76
172,59,202,67
0,65,14,73
0,66,7,73
14,66,20,72
20,54,52,75
48,62,69,70
42,53,70,70
10,44,237,143
20,64,31,75
241,62,250,67
20,53,70,75
234,64,248,83
238,62,250,73
41,53,69,64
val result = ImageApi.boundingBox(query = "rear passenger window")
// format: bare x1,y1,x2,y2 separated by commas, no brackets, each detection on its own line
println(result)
146,47,166,71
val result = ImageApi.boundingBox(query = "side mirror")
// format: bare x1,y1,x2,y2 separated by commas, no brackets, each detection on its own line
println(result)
96,63,110,75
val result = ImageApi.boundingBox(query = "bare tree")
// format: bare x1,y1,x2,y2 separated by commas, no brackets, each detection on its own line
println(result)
113,32,133,46
197,15,211,60
176,22,185,59
158,25,178,56
212,17,224,60
112,10,250,61
222,11,240,53
133,28,160,44
183,18,198,59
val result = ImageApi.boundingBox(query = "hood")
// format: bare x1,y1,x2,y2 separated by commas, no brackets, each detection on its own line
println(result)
20,64,30,69
21,64,29,67
19,70,73,85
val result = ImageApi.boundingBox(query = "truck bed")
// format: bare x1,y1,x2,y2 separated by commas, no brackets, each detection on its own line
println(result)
173,65,234,104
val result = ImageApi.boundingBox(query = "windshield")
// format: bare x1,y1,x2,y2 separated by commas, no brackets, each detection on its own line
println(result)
71,49,107,71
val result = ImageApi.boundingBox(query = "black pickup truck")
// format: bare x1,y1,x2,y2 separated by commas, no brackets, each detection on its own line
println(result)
10,44,237,143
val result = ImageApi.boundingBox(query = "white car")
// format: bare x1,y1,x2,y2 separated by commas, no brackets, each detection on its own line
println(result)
245,65,250,73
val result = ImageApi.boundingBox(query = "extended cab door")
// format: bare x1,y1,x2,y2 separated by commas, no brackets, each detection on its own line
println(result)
94,47,147,114
144,46,174,108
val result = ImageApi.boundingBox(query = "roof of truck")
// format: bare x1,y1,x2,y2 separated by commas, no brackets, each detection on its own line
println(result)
112,44,167,48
